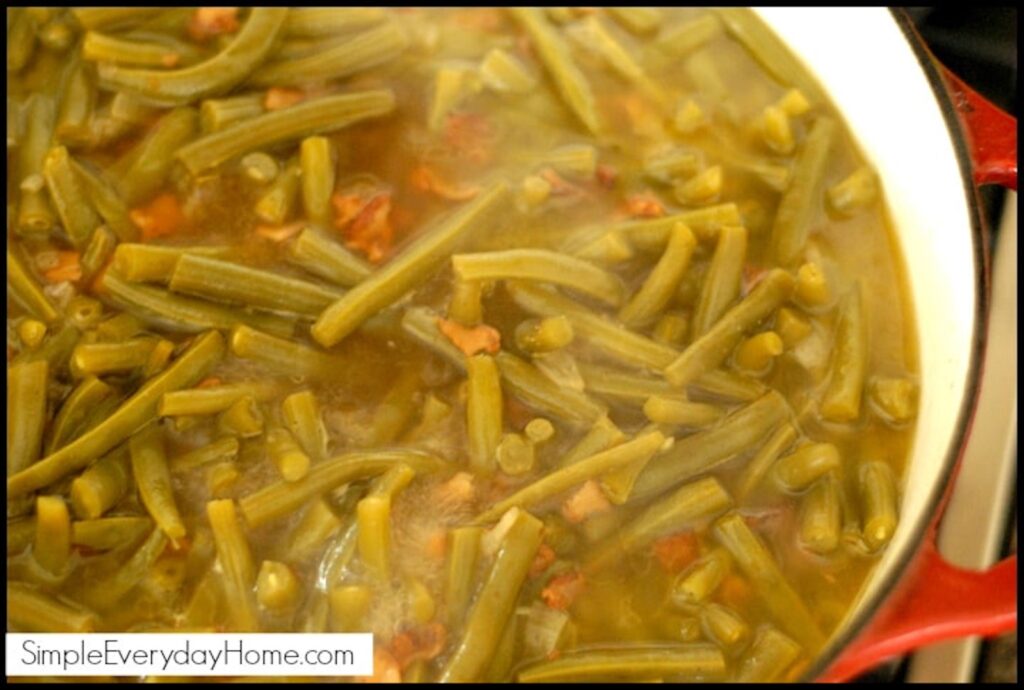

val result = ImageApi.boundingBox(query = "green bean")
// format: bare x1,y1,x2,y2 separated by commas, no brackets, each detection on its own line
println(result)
112,244,230,283
229,325,345,380
171,437,240,473
80,225,118,284
684,51,737,122
480,48,537,95
55,59,97,146
43,145,101,247
17,319,48,351
735,626,804,682
8,330,224,498
567,16,667,106
250,21,408,88
653,14,722,59
769,117,836,265
587,476,732,571
365,368,420,446
16,93,57,235
7,249,60,324
712,512,824,651
69,447,130,519
401,307,467,371
286,227,372,288
33,495,72,576
95,313,146,342
67,295,106,331
690,369,767,403
828,166,879,215
702,603,751,653
446,525,484,630
285,498,343,562
7,360,49,481
485,610,525,683
496,433,535,476
508,282,679,370
734,422,798,502
264,427,309,481
476,430,664,523
560,415,624,467
573,229,634,265
869,377,918,425
328,584,372,633
178,89,396,175
519,644,725,683
97,8,288,107
714,9,824,106
607,7,662,34
239,450,446,527
130,424,186,540
514,316,574,354
7,9,39,73
7,97,22,149
254,157,301,224
48,376,116,454
71,339,159,377
773,443,841,492
454,249,625,307
13,321,81,372
508,8,600,134
200,93,264,133
692,225,747,338
78,524,167,610
69,159,140,242
449,278,484,326
284,8,387,38
206,499,259,631
8,583,97,633
820,285,868,422
72,516,153,551
859,461,898,552
358,464,416,580
82,30,183,67
664,269,794,387
631,391,789,501
312,181,511,347
799,473,842,554
617,203,743,250
653,312,689,347
672,548,731,607
256,560,302,611
9,518,36,556
643,395,724,428
495,351,607,426
240,153,280,185
467,354,503,476
577,362,679,405
169,254,342,317
282,390,329,463
620,223,697,327
298,136,336,225
71,8,166,31
37,14,76,53
441,509,543,682
217,395,264,439
102,272,296,338
114,107,198,205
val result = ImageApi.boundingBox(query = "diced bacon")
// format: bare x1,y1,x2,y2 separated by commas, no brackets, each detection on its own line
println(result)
42,251,81,284
389,622,447,671
436,317,501,357
560,480,612,525
264,87,305,111
188,7,240,42
541,570,585,611
255,222,303,242
718,573,753,609
423,530,448,561
196,377,223,389
538,167,579,197
530,543,557,578
596,163,619,189
130,192,186,240
335,193,394,263
436,472,476,508
444,112,495,164
651,531,699,573
624,191,665,218
409,165,481,201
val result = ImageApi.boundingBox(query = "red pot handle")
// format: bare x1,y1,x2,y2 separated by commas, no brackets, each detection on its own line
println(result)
821,66,1018,682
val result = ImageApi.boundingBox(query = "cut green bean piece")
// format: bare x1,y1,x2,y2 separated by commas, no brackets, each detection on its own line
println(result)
267,427,311,482
508,8,600,134
16,95,57,236
284,8,387,38
508,282,679,371
577,362,679,406
55,59,97,146
820,285,868,422
692,225,747,338
653,14,722,59
299,136,336,225
80,226,119,284
690,369,767,403
734,422,798,502
171,437,240,473
250,21,408,88
8,249,60,324
7,9,39,73
654,312,689,347
713,512,825,651
207,499,259,632
828,166,879,215
70,448,130,520
8,583,97,633
454,249,625,307
643,396,724,428
7,360,49,477
43,145,101,248
868,377,918,425
702,603,751,653
8,330,224,498
859,461,898,552
496,433,535,476
48,376,116,454
160,382,277,417
257,560,302,611
588,477,731,572
664,269,794,387
82,30,184,67
477,431,664,523
607,7,662,35
169,254,342,317
14,322,81,372
71,160,139,241
446,525,484,630
178,90,396,175
71,8,166,31
631,391,789,501
441,509,543,682
368,369,421,446
567,16,667,106
34,495,72,576
519,644,726,683
515,316,574,354
112,243,230,283
102,272,295,338
80,525,167,611
116,107,198,205
200,93,264,133
769,117,836,265
282,390,329,463
239,450,446,527
285,498,343,562
736,626,804,682
480,48,537,94
495,351,607,426
72,339,158,377
561,416,625,468
672,548,731,607
287,228,372,288
773,443,841,492
800,473,842,554
130,424,186,540
620,223,697,327
97,9,288,106
72,516,152,551
467,354,503,476
217,395,264,439
313,182,511,347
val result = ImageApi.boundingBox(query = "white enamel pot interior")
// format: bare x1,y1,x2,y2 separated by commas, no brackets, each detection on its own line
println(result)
753,7,985,679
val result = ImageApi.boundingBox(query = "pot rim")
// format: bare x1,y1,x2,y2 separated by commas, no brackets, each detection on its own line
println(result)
801,8,990,681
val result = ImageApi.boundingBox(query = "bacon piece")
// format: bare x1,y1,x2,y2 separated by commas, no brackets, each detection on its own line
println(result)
541,571,585,611
560,480,612,525
42,251,81,284
436,317,501,357
410,165,481,201
651,531,699,573
187,7,240,42
264,87,305,111
130,192,186,240
624,191,665,218
530,543,557,578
